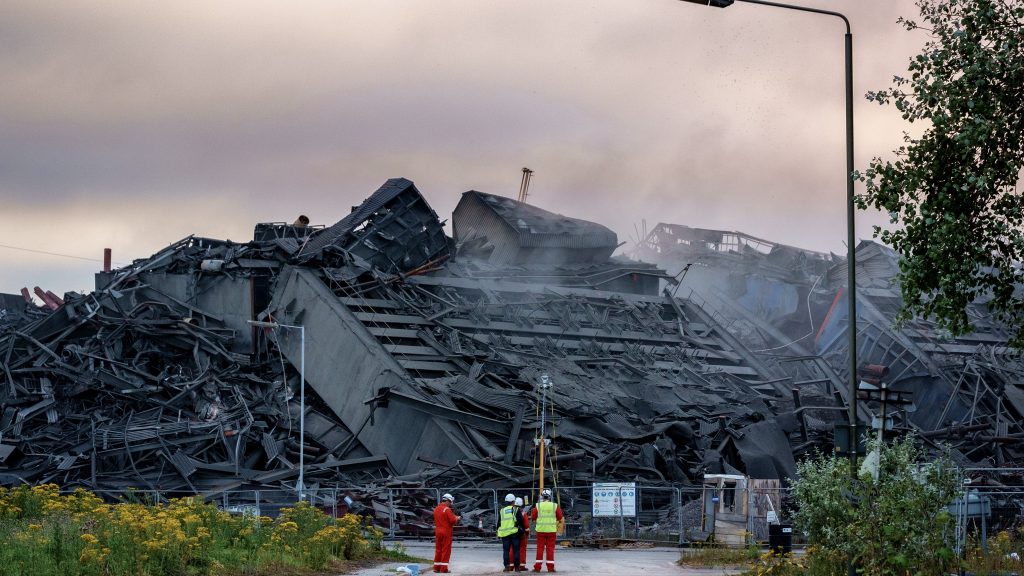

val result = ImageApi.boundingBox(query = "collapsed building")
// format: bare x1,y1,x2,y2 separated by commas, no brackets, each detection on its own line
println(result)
634,223,1024,467
0,179,805,500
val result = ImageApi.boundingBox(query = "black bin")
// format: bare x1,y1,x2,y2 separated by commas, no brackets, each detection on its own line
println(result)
768,523,792,554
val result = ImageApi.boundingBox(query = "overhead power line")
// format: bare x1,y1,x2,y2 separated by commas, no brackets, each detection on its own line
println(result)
0,242,104,263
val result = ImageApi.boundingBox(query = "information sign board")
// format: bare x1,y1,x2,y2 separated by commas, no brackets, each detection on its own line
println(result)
592,482,636,517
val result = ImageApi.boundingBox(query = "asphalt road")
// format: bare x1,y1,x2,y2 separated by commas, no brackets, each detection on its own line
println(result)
350,541,743,576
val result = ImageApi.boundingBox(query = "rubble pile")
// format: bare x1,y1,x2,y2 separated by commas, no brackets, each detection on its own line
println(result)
1,178,806,497
0,237,386,492
635,223,1024,465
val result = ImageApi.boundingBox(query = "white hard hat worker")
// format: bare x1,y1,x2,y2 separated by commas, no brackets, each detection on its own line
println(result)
505,493,515,503
533,488,560,571
433,492,461,573
514,497,523,506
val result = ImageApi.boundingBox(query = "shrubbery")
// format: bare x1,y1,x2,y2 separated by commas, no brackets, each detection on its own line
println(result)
0,484,383,576
788,436,959,576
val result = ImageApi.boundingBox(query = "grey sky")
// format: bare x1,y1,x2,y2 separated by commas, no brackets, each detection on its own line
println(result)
0,0,924,295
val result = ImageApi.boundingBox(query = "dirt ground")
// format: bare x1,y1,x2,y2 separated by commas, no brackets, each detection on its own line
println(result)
349,541,743,576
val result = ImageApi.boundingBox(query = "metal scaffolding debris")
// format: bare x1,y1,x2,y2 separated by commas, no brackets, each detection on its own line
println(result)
635,222,1024,467
1,180,810,498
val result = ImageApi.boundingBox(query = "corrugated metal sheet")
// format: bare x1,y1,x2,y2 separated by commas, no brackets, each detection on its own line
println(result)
453,191,617,265
475,191,617,249
298,177,414,256
297,178,450,273
447,376,527,413
453,192,520,265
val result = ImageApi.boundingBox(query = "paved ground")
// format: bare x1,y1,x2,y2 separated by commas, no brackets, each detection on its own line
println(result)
350,541,743,576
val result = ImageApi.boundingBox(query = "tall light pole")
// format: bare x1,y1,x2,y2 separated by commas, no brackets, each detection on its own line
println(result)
249,319,307,500
677,0,859,474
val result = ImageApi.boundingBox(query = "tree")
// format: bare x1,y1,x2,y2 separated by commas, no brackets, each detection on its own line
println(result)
857,0,1024,344
790,437,959,575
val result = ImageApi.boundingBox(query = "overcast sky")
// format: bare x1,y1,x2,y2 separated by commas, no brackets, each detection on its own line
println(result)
0,0,925,295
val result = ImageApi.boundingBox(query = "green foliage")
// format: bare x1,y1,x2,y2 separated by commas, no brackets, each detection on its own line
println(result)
790,437,959,576
736,548,850,576
377,541,422,562
856,0,1024,345
0,485,387,576
964,529,1024,574
677,542,761,568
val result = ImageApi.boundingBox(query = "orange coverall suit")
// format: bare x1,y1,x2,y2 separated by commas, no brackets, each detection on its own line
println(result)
531,501,564,572
433,502,459,573
519,507,531,565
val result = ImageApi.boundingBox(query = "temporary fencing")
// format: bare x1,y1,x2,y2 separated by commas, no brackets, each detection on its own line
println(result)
55,468,1024,556
66,483,796,546
954,468,1024,554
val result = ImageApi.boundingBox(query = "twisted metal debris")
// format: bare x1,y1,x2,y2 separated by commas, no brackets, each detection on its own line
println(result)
2,179,810,500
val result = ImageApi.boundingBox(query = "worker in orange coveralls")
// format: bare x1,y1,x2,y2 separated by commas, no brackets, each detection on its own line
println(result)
433,493,460,573
516,497,530,569
530,489,563,572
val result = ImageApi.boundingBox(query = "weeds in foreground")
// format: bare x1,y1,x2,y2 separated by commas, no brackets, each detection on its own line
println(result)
678,542,761,568
962,529,1024,575
0,484,384,576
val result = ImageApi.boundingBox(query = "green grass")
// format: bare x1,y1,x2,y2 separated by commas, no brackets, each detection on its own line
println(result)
677,544,761,568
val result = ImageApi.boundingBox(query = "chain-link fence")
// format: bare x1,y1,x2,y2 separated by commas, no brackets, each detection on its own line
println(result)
439,488,499,539
953,468,1024,554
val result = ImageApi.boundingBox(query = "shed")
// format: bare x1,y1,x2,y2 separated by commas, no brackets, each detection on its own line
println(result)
701,473,782,546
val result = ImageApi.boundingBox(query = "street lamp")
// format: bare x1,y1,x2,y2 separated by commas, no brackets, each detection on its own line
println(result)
677,0,859,474
249,319,307,500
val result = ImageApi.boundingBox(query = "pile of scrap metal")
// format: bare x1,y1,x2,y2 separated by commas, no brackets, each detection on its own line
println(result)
0,236,388,493
1,179,805,499
634,223,1024,467
1,290,52,330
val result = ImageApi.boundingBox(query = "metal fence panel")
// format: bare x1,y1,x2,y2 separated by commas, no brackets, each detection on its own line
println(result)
378,487,440,538
440,487,498,539
678,487,707,544
61,481,802,547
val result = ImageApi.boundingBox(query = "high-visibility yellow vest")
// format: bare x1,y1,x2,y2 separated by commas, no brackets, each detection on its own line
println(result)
535,501,557,533
497,505,518,537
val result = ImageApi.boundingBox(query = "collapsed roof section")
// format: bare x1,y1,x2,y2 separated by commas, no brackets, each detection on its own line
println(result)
636,224,834,281
818,241,1024,466
296,177,451,273
1,180,803,495
453,191,618,266
635,223,1024,468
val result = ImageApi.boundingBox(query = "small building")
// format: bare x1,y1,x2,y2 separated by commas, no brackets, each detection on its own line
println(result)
701,473,782,546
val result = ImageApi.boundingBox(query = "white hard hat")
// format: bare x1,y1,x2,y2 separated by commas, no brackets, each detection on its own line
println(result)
542,489,552,498
515,497,523,506
442,493,454,502
505,493,515,503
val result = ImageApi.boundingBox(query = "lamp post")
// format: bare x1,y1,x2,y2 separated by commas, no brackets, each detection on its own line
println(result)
677,0,859,475
249,319,307,500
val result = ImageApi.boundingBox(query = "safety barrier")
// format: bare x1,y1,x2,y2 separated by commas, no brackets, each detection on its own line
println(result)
62,470,1024,554
69,484,796,546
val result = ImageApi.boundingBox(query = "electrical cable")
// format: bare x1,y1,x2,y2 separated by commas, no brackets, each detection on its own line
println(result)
0,243,99,262
750,272,824,353
532,389,540,502
0,242,128,266
549,396,561,510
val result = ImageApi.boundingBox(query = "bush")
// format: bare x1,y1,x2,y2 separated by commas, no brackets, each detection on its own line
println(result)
0,486,383,575
790,436,958,576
